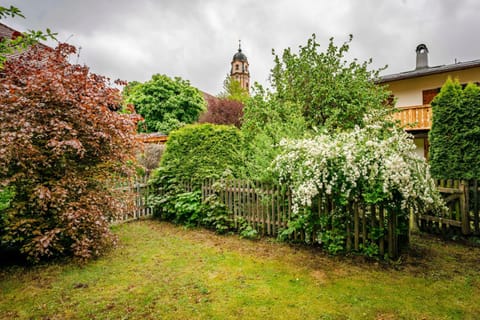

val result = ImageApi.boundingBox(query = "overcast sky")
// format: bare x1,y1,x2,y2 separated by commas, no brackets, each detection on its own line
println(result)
4,0,480,94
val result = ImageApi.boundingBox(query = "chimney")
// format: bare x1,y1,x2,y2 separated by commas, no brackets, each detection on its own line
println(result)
415,44,429,70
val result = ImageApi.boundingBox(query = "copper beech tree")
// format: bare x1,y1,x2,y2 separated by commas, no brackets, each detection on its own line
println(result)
0,43,137,262
198,98,244,128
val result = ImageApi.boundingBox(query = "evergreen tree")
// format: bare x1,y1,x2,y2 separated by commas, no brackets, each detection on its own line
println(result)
461,83,480,179
429,77,480,179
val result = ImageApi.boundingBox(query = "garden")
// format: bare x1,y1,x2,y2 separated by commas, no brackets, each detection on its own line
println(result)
1,5,480,319
1,220,480,319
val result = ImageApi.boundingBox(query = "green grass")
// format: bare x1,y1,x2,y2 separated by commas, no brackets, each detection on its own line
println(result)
1,220,479,319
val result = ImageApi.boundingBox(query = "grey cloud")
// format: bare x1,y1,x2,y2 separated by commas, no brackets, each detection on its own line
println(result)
4,0,480,94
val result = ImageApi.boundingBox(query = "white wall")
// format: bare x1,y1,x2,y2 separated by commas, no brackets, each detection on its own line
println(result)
386,67,480,107
413,138,425,159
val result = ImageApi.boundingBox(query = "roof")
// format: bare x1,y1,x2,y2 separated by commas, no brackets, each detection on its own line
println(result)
378,59,480,84
0,22,51,60
201,91,221,107
232,48,247,62
0,22,20,39
135,132,168,144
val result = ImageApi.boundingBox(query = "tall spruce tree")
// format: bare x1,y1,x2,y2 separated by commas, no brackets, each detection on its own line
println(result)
429,77,480,179
461,83,480,179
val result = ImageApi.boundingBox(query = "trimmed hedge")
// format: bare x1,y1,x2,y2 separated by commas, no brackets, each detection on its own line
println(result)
429,78,480,179
149,123,245,221
154,123,245,184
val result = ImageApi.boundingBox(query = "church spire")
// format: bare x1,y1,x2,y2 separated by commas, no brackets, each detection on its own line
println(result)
230,41,250,93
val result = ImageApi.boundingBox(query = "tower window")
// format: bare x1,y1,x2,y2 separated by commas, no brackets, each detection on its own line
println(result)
235,64,239,71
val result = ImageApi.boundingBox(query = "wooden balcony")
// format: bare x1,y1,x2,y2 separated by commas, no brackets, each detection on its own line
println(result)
393,104,432,131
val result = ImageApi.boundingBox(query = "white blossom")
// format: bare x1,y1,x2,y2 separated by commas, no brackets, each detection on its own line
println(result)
274,120,446,215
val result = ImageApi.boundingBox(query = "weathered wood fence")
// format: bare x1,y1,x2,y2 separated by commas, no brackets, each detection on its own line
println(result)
196,179,407,258
419,179,480,236
110,175,153,224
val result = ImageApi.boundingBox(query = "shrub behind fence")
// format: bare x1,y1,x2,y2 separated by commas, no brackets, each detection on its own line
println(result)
198,179,406,258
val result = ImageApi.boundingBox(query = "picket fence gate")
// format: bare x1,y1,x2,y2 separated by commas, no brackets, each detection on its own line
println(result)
109,175,153,224
418,179,480,236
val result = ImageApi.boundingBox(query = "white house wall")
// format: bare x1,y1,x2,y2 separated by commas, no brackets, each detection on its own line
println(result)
386,67,480,107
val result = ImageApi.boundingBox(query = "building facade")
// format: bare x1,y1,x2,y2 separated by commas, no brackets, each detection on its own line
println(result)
230,41,250,92
379,44,480,159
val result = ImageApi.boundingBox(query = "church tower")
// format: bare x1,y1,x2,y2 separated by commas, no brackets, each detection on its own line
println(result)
230,41,250,93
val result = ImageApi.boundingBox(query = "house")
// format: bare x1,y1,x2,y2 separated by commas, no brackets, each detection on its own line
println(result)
378,44,480,159
0,22,51,61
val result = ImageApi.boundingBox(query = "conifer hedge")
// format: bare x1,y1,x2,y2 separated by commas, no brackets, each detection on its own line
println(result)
429,78,480,179
151,123,245,187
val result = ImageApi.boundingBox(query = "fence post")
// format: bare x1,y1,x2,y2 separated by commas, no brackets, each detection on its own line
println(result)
460,180,470,235
474,179,479,234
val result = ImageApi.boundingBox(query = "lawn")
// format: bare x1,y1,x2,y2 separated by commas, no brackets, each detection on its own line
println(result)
1,219,479,320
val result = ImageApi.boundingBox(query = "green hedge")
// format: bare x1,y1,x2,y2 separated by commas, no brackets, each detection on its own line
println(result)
149,123,245,222
429,78,480,179
154,123,245,184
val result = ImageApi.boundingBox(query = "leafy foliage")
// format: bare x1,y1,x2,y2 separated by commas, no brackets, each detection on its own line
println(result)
149,124,244,224
238,218,259,240
241,84,306,182
274,119,445,255
150,189,233,234
241,35,393,182
218,76,249,103
270,34,392,131
200,194,233,234
123,74,206,134
173,191,204,226
198,98,244,128
429,78,480,179
0,43,137,262
0,187,14,212
0,5,57,68
153,123,245,184
275,120,444,214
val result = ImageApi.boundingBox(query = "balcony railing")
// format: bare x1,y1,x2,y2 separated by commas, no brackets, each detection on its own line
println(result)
393,104,432,131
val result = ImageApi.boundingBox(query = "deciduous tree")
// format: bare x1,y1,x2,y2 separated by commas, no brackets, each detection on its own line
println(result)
270,34,392,131
0,43,137,262
123,74,205,134
218,76,249,103
198,98,243,128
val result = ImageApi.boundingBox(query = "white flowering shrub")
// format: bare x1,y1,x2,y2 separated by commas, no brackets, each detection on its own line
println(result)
273,120,445,255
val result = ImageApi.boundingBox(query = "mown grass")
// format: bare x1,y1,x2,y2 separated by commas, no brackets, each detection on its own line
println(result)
1,219,479,319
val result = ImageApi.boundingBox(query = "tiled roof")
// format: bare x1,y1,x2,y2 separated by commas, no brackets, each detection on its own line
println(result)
378,59,480,83
0,22,51,59
0,22,19,39
201,91,221,107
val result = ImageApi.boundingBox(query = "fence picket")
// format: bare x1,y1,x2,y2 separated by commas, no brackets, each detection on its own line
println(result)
474,180,479,234
162,178,417,258
110,175,152,225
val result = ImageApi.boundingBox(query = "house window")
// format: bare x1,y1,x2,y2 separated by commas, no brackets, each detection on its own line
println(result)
422,88,440,105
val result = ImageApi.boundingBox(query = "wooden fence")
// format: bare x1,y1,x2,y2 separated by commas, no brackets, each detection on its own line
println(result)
418,179,480,236
199,179,407,258
110,175,153,224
